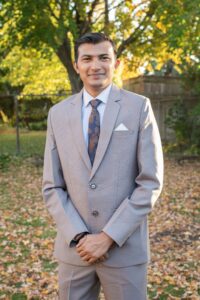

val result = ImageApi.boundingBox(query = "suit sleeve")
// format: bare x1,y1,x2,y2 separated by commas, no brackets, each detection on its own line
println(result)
103,98,164,247
42,108,89,246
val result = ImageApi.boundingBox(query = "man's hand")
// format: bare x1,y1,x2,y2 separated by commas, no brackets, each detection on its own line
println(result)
76,232,114,264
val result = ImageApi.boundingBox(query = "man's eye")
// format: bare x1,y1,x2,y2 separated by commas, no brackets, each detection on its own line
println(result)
83,57,90,61
101,56,109,60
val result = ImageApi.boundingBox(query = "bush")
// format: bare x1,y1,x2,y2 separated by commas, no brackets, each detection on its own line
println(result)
190,102,200,150
165,100,200,154
28,120,47,131
0,153,11,170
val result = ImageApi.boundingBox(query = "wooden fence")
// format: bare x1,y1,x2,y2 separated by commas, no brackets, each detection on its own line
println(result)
123,75,198,141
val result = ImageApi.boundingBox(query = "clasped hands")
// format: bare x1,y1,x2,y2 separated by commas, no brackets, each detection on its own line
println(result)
76,232,113,264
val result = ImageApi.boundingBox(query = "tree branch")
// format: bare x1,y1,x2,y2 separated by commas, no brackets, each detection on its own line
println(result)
91,2,124,26
57,0,69,21
104,0,109,32
72,1,99,36
46,2,59,21
117,3,158,57
88,0,101,23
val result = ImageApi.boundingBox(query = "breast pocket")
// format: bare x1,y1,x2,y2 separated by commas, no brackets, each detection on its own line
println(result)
112,129,135,138
111,129,136,156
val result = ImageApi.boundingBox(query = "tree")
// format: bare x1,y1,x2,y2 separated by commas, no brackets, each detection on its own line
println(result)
0,0,199,92
1,47,71,95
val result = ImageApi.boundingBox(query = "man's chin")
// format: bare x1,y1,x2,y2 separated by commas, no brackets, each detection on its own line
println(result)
89,80,109,89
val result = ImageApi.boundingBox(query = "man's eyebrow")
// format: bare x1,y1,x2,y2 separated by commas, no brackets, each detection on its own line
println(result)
81,54,92,57
80,53,110,58
99,53,110,56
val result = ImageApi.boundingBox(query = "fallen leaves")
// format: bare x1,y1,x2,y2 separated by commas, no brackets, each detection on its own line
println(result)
0,158,199,299
0,160,58,299
148,159,200,299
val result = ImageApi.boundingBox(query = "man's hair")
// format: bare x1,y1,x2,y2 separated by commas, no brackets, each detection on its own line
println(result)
74,32,117,62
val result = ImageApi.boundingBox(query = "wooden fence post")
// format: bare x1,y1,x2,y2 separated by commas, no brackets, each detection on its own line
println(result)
14,94,20,155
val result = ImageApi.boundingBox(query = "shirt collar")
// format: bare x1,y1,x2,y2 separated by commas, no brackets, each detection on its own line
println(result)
83,84,112,108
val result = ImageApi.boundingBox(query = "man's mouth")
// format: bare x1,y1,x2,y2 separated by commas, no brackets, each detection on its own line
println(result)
88,73,105,76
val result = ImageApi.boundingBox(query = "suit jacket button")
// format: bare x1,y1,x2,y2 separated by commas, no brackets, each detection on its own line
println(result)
90,183,97,189
91,210,99,217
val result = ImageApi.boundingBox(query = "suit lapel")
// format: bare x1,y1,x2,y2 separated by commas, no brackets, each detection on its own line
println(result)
68,90,92,171
68,85,121,177
90,84,121,180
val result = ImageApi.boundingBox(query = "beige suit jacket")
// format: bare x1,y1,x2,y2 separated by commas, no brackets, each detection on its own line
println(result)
42,84,164,267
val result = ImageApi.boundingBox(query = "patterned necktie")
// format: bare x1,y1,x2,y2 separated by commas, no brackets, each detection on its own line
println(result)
88,99,102,166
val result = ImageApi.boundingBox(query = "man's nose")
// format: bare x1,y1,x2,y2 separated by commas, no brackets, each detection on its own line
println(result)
90,59,101,70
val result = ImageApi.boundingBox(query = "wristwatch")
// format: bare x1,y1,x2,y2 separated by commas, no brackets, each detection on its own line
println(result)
72,232,89,244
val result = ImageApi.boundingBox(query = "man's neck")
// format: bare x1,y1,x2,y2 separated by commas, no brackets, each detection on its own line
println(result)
84,84,111,98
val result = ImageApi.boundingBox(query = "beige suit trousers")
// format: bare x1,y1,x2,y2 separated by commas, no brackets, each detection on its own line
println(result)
58,261,148,300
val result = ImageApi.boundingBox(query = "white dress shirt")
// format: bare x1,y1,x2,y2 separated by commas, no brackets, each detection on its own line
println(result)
82,84,112,146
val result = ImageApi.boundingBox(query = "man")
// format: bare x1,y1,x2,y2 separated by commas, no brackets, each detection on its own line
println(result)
42,32,163,300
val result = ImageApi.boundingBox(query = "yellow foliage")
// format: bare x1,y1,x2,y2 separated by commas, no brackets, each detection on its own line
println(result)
121,57,146,80
121,44,186,79
0,110,9,123
1,47,71,95
156,22,167,33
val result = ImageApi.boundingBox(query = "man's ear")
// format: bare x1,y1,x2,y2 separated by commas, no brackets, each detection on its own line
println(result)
114,59,120,69
73,61,79,74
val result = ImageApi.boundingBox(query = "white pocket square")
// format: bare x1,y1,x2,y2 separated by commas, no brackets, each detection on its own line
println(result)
114,123,129,131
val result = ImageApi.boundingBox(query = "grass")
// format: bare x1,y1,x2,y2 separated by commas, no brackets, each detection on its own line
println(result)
42,259,58,272
11,294,27,300
12,217,47,227
0,128,46,157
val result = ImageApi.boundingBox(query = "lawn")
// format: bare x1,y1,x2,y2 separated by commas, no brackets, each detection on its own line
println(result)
0,129,46,156
0,131,199,299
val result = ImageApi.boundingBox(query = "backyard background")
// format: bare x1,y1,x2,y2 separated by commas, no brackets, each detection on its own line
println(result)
0,0,200,299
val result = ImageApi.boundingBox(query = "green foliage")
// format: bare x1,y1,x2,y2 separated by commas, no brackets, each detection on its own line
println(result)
166,100,190,142
190,103,200,150
28,121,47,131
0,153,11,170
18,97,51,129
0,96,14,119
166,59,200,154
166,100,200,154
0,0,199,91
0,47,71,95
181,60,200,95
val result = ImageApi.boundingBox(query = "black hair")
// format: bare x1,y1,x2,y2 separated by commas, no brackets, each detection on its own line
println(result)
74,32,117,62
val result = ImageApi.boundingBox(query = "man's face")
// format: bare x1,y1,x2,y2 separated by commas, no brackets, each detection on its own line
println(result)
74,41,119,95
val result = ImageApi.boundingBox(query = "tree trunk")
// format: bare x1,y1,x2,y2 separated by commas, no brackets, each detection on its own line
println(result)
104,0,109,35
56,36,83,94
